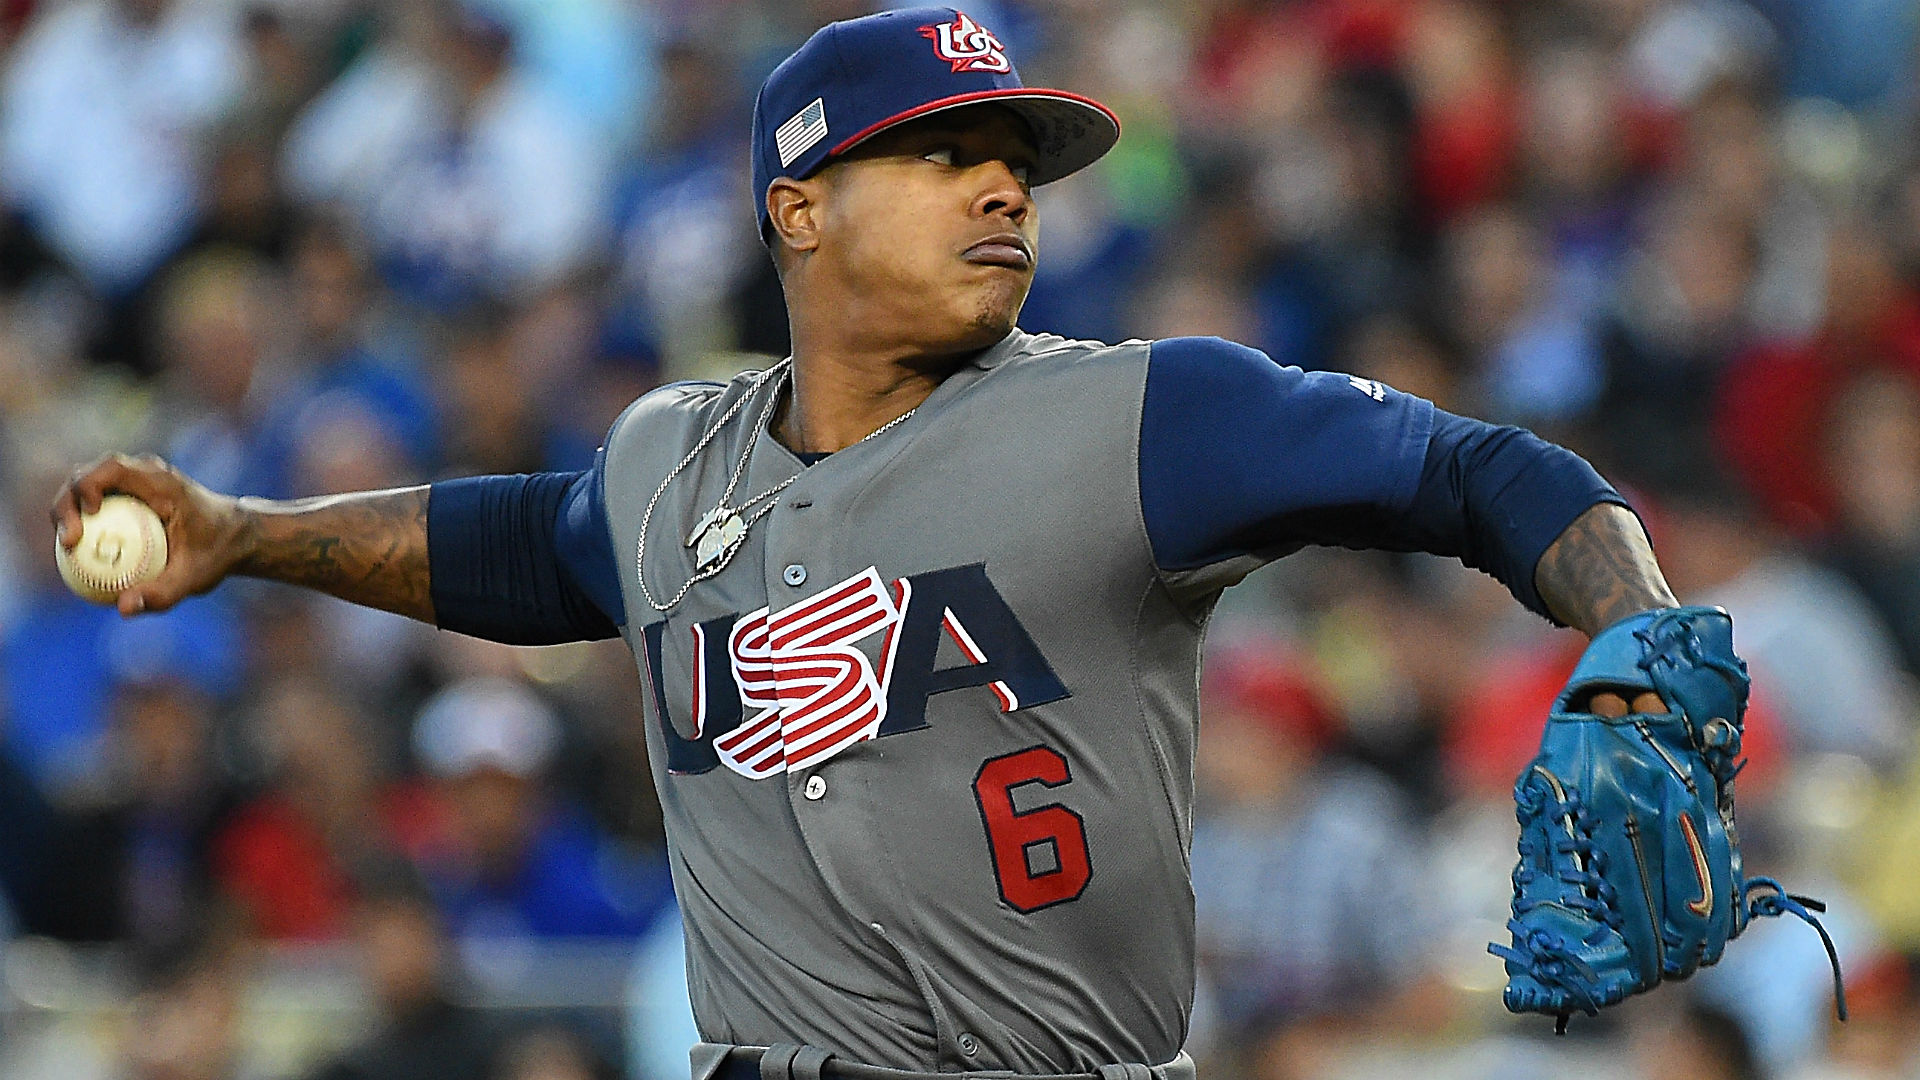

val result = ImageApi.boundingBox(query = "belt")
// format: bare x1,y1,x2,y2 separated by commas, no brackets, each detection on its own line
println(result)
694,1043,1195,1080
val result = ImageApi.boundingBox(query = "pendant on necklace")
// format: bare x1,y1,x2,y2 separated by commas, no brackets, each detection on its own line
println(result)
690,508,747,571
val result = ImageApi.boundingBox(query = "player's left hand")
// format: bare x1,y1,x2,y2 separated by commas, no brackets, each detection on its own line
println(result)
1489,606,1847,1026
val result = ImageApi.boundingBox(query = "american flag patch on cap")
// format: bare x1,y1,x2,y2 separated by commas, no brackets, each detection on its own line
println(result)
775,97,829,168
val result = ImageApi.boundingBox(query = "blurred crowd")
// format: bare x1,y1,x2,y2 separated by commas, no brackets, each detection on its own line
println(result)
0,0,1915,1078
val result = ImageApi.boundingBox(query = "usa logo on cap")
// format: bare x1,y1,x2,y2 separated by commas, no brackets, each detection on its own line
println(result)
749,6,1121,238
919,11,1011,73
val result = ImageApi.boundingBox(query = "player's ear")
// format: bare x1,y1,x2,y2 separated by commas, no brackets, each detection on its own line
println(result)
766,177,824,259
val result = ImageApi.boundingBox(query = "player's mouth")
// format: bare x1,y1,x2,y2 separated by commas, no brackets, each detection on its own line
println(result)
963,233,1033,271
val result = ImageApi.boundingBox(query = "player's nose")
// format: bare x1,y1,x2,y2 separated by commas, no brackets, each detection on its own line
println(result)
970,160,1031,225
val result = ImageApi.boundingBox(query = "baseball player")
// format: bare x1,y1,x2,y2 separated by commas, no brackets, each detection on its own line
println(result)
57,8,1710,1077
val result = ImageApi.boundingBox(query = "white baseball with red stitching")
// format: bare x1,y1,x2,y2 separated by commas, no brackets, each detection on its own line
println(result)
55,494,168,604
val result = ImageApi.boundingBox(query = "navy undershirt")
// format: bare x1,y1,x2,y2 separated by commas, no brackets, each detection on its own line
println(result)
426,336,1623,644
1137,337,1622,617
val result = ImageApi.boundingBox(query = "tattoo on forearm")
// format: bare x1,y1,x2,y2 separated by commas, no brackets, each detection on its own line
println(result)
233,487,434,623
1534,503,1679,636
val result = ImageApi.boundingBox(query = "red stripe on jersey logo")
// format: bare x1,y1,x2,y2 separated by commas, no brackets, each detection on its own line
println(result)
709,568,905,777
714,606,784,778
942,608,1018,711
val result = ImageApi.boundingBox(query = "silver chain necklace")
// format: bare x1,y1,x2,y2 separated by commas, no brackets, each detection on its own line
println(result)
635,360,918,612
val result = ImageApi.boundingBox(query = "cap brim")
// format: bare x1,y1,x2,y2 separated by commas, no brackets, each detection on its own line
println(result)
826,88,1120,186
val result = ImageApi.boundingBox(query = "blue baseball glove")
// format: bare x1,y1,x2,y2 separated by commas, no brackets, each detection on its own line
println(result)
1489,606,1846,1029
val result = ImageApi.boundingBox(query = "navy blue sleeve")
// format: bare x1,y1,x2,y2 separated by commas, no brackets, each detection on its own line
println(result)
1396,409,1627,618
1140,336,1624,619
1141,337,1434,566
427,447,624,645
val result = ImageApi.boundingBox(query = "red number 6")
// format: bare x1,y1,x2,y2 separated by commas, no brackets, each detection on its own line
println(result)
973,746,1092,913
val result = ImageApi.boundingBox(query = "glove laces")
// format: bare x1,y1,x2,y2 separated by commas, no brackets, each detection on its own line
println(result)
1510,777,1621,927
1741,877,1848,1021
1488,776,1625,1025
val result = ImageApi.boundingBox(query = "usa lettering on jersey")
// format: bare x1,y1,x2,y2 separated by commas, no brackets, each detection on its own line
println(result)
919,12,1012,74
712,568,903,777
641,563,1069,777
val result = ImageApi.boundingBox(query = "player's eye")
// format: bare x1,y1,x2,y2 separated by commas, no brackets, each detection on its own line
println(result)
921,147,956,166
1010,162,1033,186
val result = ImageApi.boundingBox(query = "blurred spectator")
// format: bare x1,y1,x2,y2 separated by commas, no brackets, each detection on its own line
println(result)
1857,747,1920,957
1645,462,1916,769
1817,370,1920,677
1630,1000,1766,1080
212,676,438,941
1617,0,1777,119
1190,637,1431,1047
471,0,655,155
281,1,611,310
1017,169,1160,346
253,218,438,489
0,0,243,297
607,37,756,375
504,282,633,472
493,1026,616,1080
1402,0,1518,231
118,913,251,1080
0,721,51,935
1716,223,1920,536
33,677,239,944
1304,560,1509,816
1594,186,1758,474
409,677,673,942
1514,38,1635,307
306,859,505,1080
230,6,329,143
1337,310,1463,411
1,578,241,804
1789,951,1920,1080
1441,202,1604,423
1675,80,1826,342
1762,0,1918,109
437,304,548,475
152,247,287,497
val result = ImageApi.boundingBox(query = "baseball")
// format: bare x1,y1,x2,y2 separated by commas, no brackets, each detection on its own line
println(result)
55,494,169,604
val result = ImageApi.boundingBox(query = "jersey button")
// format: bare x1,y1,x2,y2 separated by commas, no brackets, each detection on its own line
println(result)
783,564,807,587
803,774,827,800
958,1033,979,1057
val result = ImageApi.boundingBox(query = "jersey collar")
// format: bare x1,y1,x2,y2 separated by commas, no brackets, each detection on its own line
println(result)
967,327,1032,370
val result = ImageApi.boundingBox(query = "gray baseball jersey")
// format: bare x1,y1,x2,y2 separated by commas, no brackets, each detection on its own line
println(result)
597,329,1432,1071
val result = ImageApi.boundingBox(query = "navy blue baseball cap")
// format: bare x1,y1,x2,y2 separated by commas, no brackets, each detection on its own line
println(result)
750,7,1120,238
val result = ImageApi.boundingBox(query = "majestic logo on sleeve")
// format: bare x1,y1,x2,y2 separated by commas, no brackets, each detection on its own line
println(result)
1346,375,1386,402
642,563,1068,778
919,12,1012,73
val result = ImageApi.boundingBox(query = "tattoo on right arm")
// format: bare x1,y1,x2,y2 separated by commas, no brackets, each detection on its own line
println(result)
232,487,435,623
1533,502,1679,637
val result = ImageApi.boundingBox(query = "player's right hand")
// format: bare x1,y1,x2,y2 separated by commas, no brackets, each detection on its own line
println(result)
50,453,253,617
